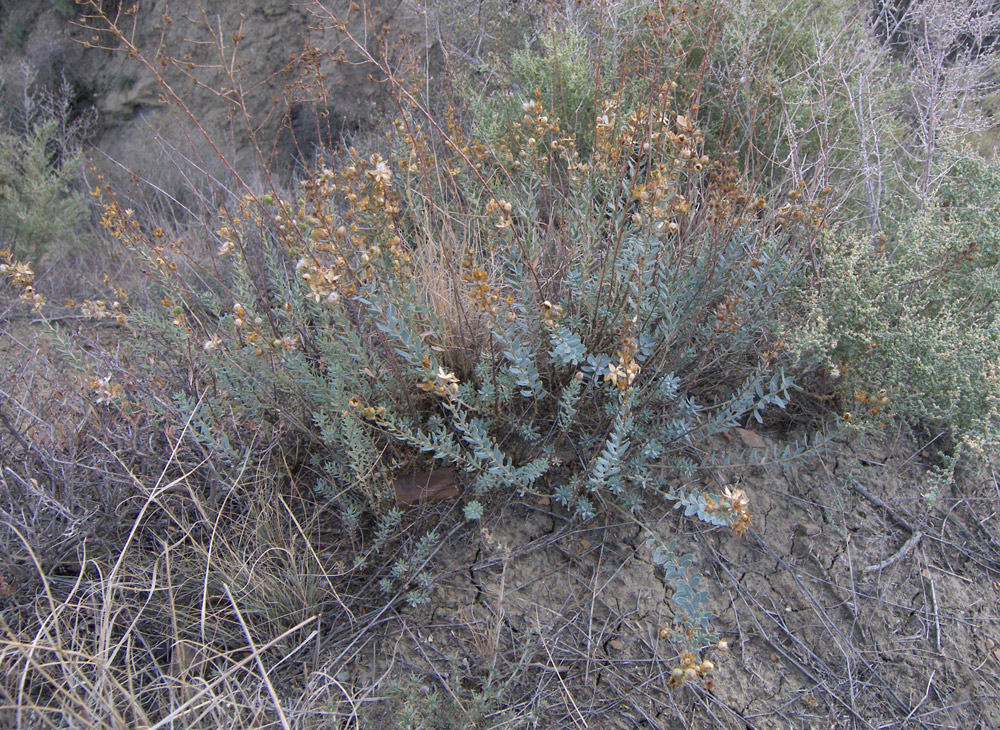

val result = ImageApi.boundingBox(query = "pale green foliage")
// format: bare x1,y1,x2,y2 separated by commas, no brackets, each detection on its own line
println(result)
510,25,596,143
463,500,484,520
649,537,718,653
793,153,1000,467
0,79,91,262
0,120,86,261
467,23,597,150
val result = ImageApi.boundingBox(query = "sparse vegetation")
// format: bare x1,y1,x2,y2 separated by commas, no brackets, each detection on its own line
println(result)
2,0,1000,727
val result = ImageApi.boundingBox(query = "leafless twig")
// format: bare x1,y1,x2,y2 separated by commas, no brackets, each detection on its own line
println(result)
864,530,923,574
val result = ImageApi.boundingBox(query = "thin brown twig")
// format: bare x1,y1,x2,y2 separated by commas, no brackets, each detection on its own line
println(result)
850,479,917,533
864,529,923,574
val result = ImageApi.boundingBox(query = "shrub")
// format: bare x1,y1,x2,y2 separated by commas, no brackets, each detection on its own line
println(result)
792,152,1000,493
93,86,793,548
0,75,93,264
63,0,813,675
468,20,602,153
696,0,921,235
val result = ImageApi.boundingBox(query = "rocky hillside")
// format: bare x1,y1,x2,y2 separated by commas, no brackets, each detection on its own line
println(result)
0,0,442,201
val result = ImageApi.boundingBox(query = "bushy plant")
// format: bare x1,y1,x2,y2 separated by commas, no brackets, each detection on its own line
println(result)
792,152,1000,491
65,2,813,680
0,76,92,263
92,86,791,557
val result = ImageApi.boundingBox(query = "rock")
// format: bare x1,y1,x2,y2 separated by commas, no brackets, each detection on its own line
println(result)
796,522,822,537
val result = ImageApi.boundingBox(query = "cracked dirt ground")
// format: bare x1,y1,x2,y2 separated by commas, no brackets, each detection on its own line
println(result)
335,432,1000,729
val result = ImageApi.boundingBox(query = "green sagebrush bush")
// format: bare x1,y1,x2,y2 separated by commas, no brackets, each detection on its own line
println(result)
168,108,791,513
793,153,1000,492
469,22,598,153
0,78,91,263
81,0,817,665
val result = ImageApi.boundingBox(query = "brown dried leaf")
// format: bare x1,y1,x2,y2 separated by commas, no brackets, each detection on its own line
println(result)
392,469,461,508
736,427,767,449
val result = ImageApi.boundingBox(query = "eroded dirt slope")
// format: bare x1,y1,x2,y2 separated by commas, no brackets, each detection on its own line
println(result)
330,433,1000,729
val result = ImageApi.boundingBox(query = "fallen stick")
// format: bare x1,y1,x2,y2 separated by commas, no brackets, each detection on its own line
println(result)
863,530,922,574
850,480,916,533
851,480,923,574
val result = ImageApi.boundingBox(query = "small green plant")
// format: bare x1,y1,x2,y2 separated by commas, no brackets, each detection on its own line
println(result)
0,78,92,263
112,71,136,92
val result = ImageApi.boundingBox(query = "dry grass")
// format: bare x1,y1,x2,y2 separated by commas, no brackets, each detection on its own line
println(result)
2,319,999,728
